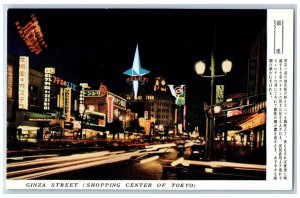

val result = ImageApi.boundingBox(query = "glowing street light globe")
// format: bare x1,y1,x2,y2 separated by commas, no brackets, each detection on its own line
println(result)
214,105,222,114
194,60,206,75
221,59,232,73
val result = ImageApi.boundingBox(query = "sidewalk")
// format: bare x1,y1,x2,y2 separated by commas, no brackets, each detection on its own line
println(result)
212,143,266,165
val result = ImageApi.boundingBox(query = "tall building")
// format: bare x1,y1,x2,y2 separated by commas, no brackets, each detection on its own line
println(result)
125,76,175,136
248,27,266,97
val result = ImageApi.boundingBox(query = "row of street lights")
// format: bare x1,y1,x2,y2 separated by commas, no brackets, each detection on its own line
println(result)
194,51,232,161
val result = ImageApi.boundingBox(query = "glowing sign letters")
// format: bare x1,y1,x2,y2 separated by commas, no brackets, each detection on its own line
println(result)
44,67,55,110
7,65,13,99
52,76,78,91
15,14,47,55
18,56,29,110
64,88,72,122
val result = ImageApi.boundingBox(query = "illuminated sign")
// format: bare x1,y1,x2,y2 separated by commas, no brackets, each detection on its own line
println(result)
107,95,115,123
7,65,13,99
52,76,78,91
98,118,106,127
183,104,186,130
84,90,101,97
59,87,64,108
239,113,266,131
144,111,149,120
44,67,55,110
79,90,85,115
168,85,186,106
15,14,47,55
85,90,126,110
178,124,183,134
63,88,72,122
85,111,106,127
216,85,225,104
80,83,89,89
139,118,146,128
227,109,243,117
145,120,151,135
18,56,29,110
108,92,126,110
99,85,108,97
79,83,89,115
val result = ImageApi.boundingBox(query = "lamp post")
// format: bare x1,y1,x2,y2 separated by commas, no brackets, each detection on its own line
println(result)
195,51,232,160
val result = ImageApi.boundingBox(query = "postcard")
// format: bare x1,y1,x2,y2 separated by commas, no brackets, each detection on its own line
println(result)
3,4,294,192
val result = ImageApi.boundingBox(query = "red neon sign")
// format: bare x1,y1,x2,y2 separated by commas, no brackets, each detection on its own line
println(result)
107,95,115,123
15,14,47,55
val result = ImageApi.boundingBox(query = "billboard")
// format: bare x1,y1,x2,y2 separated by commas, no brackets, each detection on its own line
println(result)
168,84,186,106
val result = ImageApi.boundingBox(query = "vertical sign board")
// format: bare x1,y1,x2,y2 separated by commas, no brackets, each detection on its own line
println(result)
7,65,13,99
183,104,186,131
18,56,29,110
216,85,224,104
64,88,72,122
59,87,64,108
145,120,151,135
144,111,149,120
44,67,55,110
79,83,89,115
107,95,115,123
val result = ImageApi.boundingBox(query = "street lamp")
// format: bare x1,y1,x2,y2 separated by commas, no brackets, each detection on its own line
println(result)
195,51,232,160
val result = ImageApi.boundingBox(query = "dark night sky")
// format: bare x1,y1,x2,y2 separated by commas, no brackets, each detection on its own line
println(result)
7,8,266,128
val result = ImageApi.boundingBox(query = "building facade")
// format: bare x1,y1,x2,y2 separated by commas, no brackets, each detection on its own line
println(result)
7,54,82,145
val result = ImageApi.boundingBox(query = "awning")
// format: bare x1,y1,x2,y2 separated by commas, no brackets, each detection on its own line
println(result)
228,112,266,135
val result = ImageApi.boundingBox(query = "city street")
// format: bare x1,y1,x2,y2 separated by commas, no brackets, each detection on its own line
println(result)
7,142,266,180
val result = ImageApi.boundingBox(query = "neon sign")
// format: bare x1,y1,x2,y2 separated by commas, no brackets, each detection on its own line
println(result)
7,65,13,99
84,90,101,97
18,56,29,110
107,95,115,123
52,76,78,91
183,104,186,130
15,14,47,55
63,88,72,122
84,90,126,110
108,92,126,110
99,85,108,97
44,67,55,110
168,85,186,106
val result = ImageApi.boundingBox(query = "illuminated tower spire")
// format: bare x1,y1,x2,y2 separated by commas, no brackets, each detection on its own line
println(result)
123,44,150,100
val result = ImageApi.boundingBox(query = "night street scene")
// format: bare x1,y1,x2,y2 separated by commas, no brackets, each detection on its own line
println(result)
6,8,267,180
